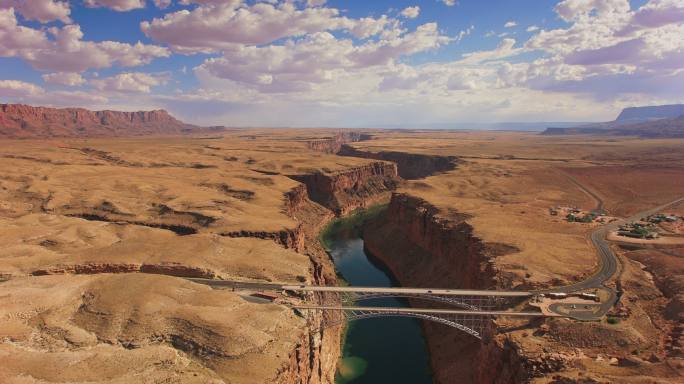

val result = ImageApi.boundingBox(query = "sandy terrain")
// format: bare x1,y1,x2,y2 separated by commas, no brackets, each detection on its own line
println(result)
0,131,393,383
346,131,684,287
0,274,306,383
2,129,684,383
607,231,684,245
346,130,684,382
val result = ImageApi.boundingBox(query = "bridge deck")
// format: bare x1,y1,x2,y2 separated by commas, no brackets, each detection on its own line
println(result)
282,285,533,297
294,305,551,317
187,278,534,297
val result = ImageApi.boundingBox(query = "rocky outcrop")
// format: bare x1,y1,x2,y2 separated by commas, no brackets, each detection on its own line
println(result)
31,262,216,279
275,331,337,384
542,104,684,138
339,145,458,179
363,193,499,290
616,104,684,122
222,227,305,252
305,132,372,154
283,184,310,217
542,118,684,138
291,162,399,215
362,193,526,383
213,167,397,384
475,337,532,383
0,103,219,138
272,184,343,383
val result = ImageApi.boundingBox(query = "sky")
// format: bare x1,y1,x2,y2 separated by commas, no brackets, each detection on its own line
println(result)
0,0,683,127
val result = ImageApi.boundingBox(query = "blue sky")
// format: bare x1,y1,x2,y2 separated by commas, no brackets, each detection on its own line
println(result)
1,0,682,127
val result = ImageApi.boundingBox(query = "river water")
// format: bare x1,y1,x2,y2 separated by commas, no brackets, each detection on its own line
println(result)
322,213,433,384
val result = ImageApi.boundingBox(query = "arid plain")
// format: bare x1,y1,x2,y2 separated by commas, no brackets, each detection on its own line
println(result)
2,129,684,383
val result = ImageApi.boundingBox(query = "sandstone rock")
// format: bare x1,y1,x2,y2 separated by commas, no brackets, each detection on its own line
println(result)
0,103,214,138
305,132,372,154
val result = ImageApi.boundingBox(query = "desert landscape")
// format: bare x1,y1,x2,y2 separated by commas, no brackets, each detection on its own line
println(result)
0,103,683,383
2,1,684,383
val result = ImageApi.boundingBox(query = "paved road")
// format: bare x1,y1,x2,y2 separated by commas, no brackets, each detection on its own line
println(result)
561,172,605,213
293,305,550,317
559,195,684,293
186,278,285,291
282,285,533,297
547,195,684,318
187,278,532,297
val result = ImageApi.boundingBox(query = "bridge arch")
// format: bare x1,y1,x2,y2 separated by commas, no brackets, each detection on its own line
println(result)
346,293,482,311
314,309,490,339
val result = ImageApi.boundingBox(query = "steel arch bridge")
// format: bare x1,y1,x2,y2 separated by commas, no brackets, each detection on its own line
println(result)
294,305,545,340
295,287,530,313
325,308,490,339
336,292,487,311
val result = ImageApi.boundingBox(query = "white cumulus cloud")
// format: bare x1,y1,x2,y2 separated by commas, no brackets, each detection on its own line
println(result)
306,0,327,7
0,9,169,72
91,72,165,93
198,22,451,93
42,72,86,86
0,79,108,106
141,1,391,53
401,6,420,19
84,0,146,11
0,79,44,97
0,0,70,23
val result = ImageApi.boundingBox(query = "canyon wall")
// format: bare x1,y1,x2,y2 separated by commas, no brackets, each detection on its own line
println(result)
0,103,212,138
291,162,399,215
305,132,373,154
363,193,499,290
338,145,458,179
275,160,412,382
362,193,527,383
273,177,366,383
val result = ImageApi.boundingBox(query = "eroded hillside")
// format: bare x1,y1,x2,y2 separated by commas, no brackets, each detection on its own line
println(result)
2,129,684,383
0,130,398,383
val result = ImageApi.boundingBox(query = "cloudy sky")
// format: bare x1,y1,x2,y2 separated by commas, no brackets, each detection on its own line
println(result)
1,0,683,127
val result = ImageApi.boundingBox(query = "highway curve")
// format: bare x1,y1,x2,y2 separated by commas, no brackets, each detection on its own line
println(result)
560,171,605,213
554,171,684,293
556,195,684,311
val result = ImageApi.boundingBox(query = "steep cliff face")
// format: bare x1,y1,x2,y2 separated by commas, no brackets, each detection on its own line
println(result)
542,104,684,138
273,184,341,383
363,192,499,290
474,337,532,383
339,145,458,179
542,118,684,138
305,132,373,154
362,193,525,383
616,104,684,122
291,162,399,215
275,330,338,384
222,227,306,252
0,104,205,138
275,164,417,383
